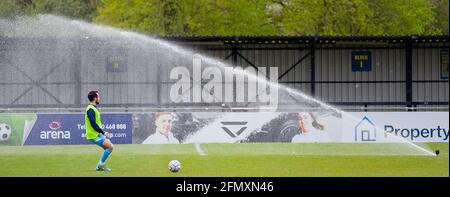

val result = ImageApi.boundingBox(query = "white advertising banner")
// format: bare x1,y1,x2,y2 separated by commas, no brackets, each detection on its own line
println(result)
132,112,448,144
345,112,449,143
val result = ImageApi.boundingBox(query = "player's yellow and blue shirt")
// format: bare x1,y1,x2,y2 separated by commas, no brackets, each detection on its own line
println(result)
85,104,105,146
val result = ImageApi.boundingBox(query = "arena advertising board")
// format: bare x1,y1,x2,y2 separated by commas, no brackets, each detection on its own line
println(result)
12,113,131,145
0,112,447,145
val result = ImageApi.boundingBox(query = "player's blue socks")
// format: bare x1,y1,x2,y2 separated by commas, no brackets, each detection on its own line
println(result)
100,149,112,164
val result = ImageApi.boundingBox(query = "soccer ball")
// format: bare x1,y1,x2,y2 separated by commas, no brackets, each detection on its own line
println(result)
0,123,12,142
168,160,181,173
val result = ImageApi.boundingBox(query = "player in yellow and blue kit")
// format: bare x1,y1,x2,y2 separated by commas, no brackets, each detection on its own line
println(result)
85,91,114,171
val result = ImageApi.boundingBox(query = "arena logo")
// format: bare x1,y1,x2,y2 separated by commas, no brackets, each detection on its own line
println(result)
169,54,278,109
40,120,70,140
48,121,62,130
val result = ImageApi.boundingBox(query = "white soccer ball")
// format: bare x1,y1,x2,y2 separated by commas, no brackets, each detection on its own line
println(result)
168,160,181,173
0,123,12,142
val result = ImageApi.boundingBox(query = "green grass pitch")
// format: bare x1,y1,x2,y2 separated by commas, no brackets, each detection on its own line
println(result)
0,143,447,177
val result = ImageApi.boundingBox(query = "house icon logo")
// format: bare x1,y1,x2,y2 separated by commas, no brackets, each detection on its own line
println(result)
354,116,376,142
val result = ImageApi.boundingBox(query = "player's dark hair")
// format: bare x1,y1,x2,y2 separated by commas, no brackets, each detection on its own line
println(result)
88,91,99,102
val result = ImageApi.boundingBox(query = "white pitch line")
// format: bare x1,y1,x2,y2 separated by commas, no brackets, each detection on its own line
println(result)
194,143,206,156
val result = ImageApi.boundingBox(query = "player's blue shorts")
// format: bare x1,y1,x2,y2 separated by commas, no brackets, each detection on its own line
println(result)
89,134,106,147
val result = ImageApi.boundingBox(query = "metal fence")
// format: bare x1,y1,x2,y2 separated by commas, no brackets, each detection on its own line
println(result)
0,36,448,112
